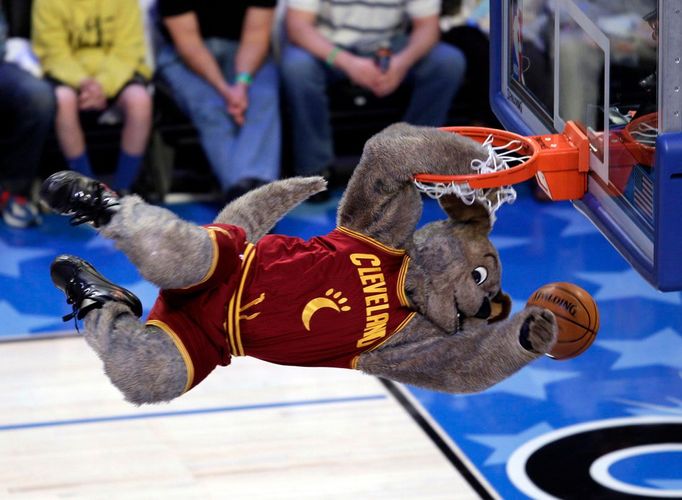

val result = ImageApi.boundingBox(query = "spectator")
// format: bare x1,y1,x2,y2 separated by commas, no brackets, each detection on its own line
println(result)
281,0,466,187
0,6,54,228
32,0,153,193
155,0,281,202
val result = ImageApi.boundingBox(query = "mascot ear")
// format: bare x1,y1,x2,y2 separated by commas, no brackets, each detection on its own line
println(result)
438,195,492,234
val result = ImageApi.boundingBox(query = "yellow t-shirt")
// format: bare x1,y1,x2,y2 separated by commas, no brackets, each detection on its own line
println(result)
32,0,151,97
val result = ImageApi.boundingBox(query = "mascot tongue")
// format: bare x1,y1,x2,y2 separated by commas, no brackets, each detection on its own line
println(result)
488,291,511,323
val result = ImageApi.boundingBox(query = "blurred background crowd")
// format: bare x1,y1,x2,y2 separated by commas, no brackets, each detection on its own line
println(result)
0,0,496,228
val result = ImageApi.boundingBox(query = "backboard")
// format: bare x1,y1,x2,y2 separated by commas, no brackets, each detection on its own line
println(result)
489,0,682,291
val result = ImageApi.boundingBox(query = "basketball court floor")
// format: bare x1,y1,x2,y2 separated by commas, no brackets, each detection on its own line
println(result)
1,182,680,498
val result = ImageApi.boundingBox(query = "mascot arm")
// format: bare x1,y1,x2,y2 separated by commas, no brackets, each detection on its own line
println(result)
356,308,557,394
337,123,488,249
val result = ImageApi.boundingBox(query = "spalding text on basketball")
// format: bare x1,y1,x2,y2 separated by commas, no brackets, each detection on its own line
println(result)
531,292,577,316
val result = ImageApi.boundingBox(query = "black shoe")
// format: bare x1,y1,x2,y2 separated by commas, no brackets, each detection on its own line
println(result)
50,255,143,321
41,171,120,227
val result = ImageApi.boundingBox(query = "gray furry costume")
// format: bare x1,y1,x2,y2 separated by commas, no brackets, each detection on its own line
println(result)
47,124,557,405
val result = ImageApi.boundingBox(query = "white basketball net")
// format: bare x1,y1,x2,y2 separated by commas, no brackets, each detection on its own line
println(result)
629,119,658,146
414,134,531,220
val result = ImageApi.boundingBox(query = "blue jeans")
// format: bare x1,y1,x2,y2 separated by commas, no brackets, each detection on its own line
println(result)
156,39,281,191
280,41,466,175
0,62,55,195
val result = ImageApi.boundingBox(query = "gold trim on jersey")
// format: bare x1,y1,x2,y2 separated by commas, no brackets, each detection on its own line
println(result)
146,319,194,393
397,255,411,307
336,226,405,256
208,225,234,239
226,243,256,356
178,226,226,290
350,311,417,369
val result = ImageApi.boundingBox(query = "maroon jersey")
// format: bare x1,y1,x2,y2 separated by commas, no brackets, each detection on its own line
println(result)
147,224,415,393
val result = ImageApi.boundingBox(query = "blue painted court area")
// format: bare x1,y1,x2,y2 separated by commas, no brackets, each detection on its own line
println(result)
1,184,680,498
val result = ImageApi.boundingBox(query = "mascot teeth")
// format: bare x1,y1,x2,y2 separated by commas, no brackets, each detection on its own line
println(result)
455,311,464,333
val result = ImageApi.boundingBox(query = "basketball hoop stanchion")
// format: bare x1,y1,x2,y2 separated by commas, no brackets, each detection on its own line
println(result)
413,121,590,215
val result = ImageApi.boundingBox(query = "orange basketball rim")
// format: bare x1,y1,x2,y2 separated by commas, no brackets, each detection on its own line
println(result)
414,121,590,202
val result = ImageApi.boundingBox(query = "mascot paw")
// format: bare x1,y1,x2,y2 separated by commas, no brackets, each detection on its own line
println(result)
519,307,557,354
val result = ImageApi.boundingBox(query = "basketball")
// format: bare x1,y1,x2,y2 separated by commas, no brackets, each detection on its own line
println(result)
526,282,599,360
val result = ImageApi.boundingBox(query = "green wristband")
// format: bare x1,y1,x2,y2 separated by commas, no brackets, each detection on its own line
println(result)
325,47,341,67
235,72,253,85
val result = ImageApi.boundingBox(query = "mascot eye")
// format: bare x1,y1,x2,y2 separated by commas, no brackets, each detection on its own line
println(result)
472,266,488,285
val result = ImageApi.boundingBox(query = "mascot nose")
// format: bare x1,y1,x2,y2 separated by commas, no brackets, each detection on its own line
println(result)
474,297,491,319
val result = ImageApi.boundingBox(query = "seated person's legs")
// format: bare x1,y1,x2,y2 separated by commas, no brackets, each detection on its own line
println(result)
224,58,281,197
54,84,93,176
0,62,55,227
156,52,239,195
207,38,281,195
280,44,336,177
403,42,466,126
114,83,152,191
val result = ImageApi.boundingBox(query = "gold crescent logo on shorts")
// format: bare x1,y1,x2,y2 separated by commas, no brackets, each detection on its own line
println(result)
302,288,351,331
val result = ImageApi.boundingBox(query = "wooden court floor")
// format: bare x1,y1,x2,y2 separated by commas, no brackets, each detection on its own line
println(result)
0,336,481,499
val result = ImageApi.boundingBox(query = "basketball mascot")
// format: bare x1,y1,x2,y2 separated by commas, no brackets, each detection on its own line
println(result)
43,123,557,405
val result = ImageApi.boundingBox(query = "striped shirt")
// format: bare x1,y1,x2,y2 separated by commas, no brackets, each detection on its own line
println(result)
288,0,441,49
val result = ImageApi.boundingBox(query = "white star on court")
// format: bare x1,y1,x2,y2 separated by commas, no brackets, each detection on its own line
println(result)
0,300,57,335
490,235,530,250
466,422,554,466
600,328,682,370
85,234,116,250
484,367,580,400
620,397,682,417
576,269,682,305
545,206,599,237
0,239,53,278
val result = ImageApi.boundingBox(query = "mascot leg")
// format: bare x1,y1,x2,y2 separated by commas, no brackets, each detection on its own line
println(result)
51,255,187,404
41,171,214,289
99,195,213,289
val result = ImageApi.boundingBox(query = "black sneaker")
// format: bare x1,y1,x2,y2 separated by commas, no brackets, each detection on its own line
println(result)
50,255,143,321
40,171,120,227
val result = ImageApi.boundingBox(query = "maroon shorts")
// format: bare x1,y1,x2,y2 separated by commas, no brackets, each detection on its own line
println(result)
146,224,247,393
